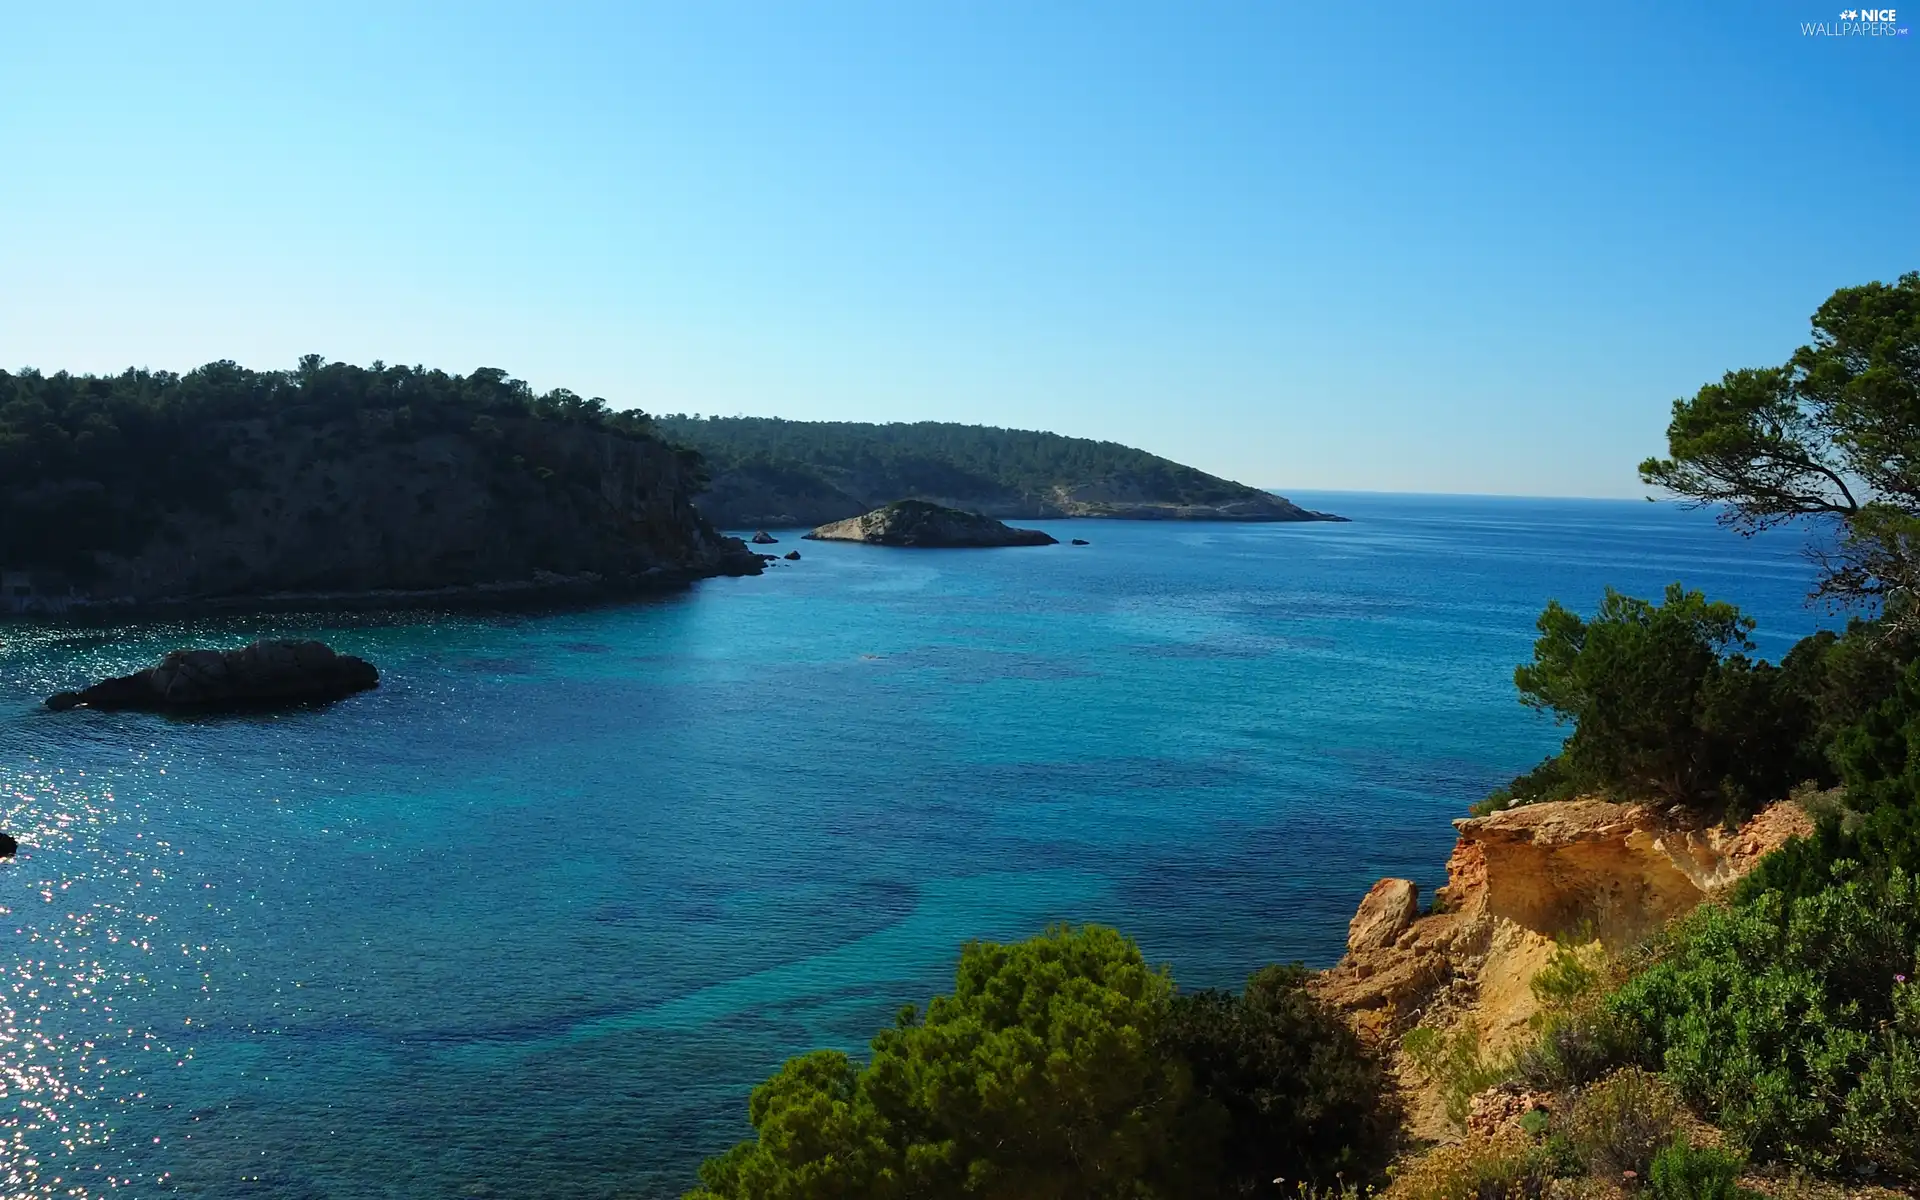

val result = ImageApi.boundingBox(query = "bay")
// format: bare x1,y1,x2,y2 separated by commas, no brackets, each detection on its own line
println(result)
0,493,1840,1198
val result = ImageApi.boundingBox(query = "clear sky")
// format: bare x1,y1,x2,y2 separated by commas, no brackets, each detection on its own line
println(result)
2,2,1914,498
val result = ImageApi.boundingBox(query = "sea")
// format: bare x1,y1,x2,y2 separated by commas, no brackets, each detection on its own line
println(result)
0,493,1843,1199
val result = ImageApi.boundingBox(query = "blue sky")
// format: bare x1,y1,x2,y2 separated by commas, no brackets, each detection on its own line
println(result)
2,2,1914,497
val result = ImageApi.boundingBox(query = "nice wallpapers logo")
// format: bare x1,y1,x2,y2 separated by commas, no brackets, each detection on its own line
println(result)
1802,7,1911,34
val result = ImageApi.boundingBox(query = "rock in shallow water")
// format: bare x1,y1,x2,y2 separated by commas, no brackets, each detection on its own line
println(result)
0,832,16,857
46,639,379,712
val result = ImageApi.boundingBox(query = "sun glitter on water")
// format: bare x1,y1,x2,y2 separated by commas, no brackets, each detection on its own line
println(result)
3,763,201,1197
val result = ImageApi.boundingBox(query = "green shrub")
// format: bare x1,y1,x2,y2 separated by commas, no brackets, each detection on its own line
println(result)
1513,1004,1633,1093
1832,966,1920,1180
1647,1136,1748,1200
1608,871,1920,1176
1513,938,1633,1092
1474,756,1580,816
1563,1068,1681,1183
1166,964,1401,1191
1739,646,1920,905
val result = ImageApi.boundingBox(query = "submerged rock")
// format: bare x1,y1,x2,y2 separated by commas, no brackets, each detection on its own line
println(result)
46,639,379,712
751,531,779,544
803,500,1057,548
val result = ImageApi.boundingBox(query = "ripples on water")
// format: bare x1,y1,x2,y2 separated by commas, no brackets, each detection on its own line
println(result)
0,495,1841,1197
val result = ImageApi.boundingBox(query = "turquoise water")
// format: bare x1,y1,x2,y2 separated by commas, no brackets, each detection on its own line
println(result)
0,494,1837,1198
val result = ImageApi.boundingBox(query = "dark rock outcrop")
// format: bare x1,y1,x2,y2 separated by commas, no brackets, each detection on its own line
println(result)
1071,538,1090,545
0,832,15,857
784,550,801,560
46,640,379,712
751,531,779,544
803,501,1058,548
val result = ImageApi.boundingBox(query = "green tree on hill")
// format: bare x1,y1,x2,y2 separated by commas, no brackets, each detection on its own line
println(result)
0,357,672,573
1488,583,1818,814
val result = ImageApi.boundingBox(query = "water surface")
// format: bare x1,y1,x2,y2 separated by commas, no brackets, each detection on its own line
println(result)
0,494,1839,1197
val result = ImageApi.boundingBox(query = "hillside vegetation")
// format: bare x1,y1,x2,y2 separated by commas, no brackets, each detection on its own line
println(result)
652,415,1341,527
0,357,754,604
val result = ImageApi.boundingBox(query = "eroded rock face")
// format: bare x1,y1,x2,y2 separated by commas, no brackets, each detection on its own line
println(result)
1312,798,1814,1141
803,500,1058,548
1438,798,1813,949
47,640,379,712
1314,796,1815,1143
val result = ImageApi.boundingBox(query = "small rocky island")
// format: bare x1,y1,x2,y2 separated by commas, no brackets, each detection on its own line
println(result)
46,639,379,712
804,500,1058,548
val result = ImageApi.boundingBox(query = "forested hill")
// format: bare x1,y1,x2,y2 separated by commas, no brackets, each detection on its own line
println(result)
0,359,758,608
652,415,1343,527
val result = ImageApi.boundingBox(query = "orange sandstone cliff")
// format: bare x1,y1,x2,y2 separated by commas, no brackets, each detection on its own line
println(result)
1314,797,1813,1140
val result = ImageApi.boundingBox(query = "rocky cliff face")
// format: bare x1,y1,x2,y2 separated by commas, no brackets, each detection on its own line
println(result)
1315,797,1813,1140
36,415,761,609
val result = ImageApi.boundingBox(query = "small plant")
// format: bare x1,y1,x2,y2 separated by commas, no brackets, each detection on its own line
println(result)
1514,1003,1634,1093
1564,1068,1681,1183
1515,938,1632,1092
1283,1180,1376,1200
1402,1024,1516,1129
1529,935,1604,1009
1647,1135,1748,1200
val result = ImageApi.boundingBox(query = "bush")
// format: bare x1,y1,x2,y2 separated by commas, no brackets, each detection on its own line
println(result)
1833,966,1920,1180
1473,756,1580,817
1608,872,1920,1176
1648,1136,1748,1200
1166,964,1401,1192
1387,1130,1553,1200
1563,1068,1681,1183
1739,642,1920,904
1512,939,1634,1092
1513,1005,1633,1094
